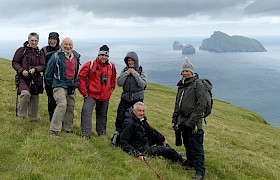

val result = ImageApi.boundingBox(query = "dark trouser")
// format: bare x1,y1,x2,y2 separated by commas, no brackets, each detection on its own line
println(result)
81,96,109,137
46,85,56,121
144,145,183,163
115,99,143,131
181,126,205,177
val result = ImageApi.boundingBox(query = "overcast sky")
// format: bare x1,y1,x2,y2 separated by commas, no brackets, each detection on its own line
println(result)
1,0,280,41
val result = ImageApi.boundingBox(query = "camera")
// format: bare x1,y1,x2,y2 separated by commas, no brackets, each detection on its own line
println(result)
101,74,108,85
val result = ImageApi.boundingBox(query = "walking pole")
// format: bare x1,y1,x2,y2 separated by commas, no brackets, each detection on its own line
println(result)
144,159,165,180
15,77,19,117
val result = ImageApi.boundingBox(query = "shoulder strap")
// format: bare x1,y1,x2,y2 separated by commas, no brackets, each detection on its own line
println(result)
53,52,61,80
89,60,94,71
42,47,47,55
138,66,142,75
87,60,94,78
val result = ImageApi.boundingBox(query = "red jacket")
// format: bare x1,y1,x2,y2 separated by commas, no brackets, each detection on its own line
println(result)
78,58,116,101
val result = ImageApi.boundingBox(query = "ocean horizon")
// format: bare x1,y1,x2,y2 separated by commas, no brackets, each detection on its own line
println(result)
1,36,280,128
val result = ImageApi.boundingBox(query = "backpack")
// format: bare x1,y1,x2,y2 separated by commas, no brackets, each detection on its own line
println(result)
194,77,213,124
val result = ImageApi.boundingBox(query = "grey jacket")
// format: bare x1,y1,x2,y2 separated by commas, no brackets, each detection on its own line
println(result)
172,75,206,129
117,52,147,101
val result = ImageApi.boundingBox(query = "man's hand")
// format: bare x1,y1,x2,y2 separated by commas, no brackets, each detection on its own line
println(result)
162,140,169,146
138,154,146,161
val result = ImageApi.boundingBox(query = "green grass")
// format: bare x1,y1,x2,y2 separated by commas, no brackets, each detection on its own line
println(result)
1,57,280,180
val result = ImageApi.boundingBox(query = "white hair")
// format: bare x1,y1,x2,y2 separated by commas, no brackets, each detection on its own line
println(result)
133,101,146,112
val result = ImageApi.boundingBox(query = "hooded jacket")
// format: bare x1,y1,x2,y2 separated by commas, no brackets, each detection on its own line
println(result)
41,32,60,65
117,52,147,101
120,110,165,157
78,58,116,101
12,41,45,94
172,74,206,129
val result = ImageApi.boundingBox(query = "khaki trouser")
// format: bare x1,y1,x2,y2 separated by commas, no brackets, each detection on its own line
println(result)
50,87,76,132
17,90,39,121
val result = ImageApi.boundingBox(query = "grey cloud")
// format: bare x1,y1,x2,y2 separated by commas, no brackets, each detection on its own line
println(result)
244,0,280,15
1,0,279,20
0,0,250,19
75,0,245,18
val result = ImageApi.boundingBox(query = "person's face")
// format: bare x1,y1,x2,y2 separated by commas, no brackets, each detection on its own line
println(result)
181,70,193,79
127,58,135,67
98,54,109,63
49,38,58,47
134,105,145,119
61,38,73,54
28,36,39,49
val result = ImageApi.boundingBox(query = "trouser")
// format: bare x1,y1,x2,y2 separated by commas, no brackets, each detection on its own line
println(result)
46,85,56,121
144,145,183,163
81,96,109,136
181,126,205,177
17,90,39,121
49,88,76,132
115,99,143,131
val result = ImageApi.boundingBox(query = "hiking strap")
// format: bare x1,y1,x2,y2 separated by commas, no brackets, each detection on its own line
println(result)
53,52,60,80
194,79,207,124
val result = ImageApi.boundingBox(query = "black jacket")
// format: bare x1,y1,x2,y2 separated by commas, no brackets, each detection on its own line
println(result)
120,111,165,157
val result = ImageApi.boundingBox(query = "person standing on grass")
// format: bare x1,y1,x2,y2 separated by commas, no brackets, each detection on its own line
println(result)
12,32,45,122
41,32,60,121
172,58,206,180
45,37,80,138
78,45,116,139
111,51,147,146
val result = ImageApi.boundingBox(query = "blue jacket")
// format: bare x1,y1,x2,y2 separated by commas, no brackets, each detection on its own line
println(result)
45,49,80,89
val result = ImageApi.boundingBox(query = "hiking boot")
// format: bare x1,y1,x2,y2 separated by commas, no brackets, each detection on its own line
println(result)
192,174,204,180
48,130,59,138
82,136,90,140
66,130,73,134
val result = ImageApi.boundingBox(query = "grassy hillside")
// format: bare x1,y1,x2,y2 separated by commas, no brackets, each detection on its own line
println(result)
1,58,279,180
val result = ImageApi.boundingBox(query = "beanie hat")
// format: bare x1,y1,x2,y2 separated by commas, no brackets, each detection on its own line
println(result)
48,32,59,40
98,45,109,56
181,58,194,74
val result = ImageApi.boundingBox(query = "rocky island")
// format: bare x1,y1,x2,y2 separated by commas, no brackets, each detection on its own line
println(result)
173,41,195,55
199,31,267,52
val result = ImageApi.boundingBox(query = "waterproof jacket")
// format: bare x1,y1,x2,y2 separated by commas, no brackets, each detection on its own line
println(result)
117,52,147,101
78,58,116,101
120,111,165,157
12,41,45,94
172,75,206,129
45,49,80,89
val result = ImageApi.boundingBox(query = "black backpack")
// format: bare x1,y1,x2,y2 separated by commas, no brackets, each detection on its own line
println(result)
194,76,213,123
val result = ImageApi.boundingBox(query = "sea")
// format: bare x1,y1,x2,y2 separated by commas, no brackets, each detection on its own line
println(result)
1,36,280,128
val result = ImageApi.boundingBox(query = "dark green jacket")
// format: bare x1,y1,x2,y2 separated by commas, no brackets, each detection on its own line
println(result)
172,75,206,129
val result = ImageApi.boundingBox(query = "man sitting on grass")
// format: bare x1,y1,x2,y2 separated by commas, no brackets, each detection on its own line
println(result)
120,102,186,165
